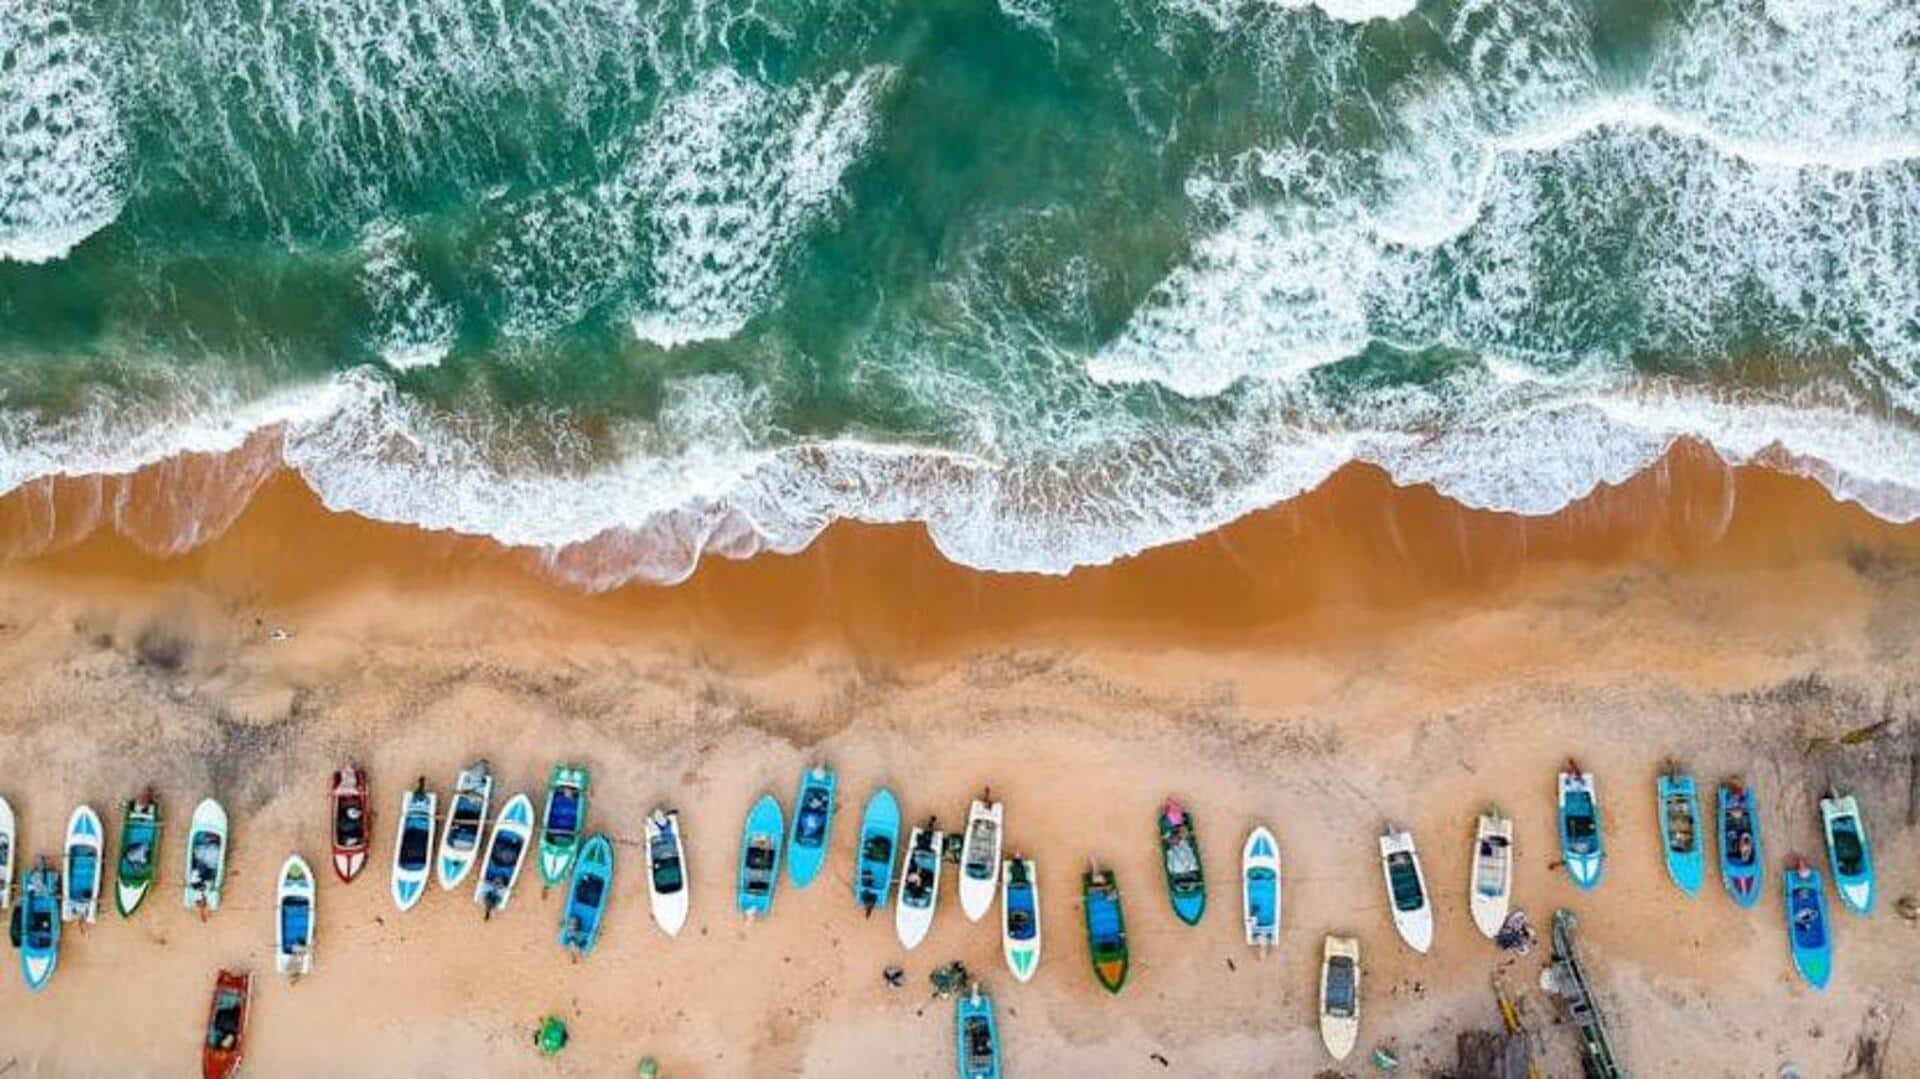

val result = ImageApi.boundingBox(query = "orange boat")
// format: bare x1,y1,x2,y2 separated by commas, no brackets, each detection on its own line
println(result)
331,766,371,882
202,969,251,1079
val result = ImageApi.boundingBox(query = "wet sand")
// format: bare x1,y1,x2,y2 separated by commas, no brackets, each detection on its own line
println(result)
0,442,1916,1076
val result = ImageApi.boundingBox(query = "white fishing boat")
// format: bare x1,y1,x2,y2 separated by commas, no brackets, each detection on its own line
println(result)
1469,809,1513,939
62,805,103,924
957,797,1003,923
183,798,229,915
1242,825,1280,951
0,795,14,910
1319,935,1361,1061
1378,826,1432,954
895,823,944,950
646,808,690,937
391,781,436,912
473,793,533,917
436,761,493,890
275,854,315,978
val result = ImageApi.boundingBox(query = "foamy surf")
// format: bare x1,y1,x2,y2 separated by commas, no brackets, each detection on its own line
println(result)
0,0,1917,589
0,0,126,263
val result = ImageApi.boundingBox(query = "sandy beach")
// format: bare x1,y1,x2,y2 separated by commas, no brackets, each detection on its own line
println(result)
0,443,1916,1076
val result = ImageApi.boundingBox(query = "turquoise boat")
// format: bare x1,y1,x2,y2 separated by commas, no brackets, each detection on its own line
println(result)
1156,798,1205,925
1557,763,1603,890
1718,780,1763,908
556,833,614,958
787,765,836,889
1783,857,1832,989
12,859,60,991
1657,770,1704,896
854,787,900,915
1819,791,1874,916
737,794,784,917
954,982,1002,1079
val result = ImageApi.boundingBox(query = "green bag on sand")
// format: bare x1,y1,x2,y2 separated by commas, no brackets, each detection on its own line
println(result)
536,1016,569,1055
637,1057,660,1078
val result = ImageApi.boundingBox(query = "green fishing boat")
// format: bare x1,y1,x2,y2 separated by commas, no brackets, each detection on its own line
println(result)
1157,797,1206,925
538,765,591,888
114,789,163,917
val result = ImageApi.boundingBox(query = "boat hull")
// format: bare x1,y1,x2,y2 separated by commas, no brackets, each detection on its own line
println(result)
854,788,901,914
787,767,837,890
275,855,316,977
1242,826,1280,949
390,788,436,912
184,798,229,913
895,826,944,949
1001,858,1042,983
1657,774,1705,896
1469,813,1512,939
645,809,690,937
557,834,615,957
1819,795,1874,916
958,800,1004,923
737,794,785,917
475,793,534,916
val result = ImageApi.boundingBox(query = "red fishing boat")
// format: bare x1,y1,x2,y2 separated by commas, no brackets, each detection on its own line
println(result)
201,969,251,1079
331,765,371,882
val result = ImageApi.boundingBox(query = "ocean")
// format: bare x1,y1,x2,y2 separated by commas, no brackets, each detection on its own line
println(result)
2,0,1917,587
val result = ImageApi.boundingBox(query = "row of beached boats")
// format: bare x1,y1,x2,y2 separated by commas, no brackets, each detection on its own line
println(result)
2,755,1884,1076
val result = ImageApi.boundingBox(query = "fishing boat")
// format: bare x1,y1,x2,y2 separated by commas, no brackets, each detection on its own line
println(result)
1157,797,1206,925
275,854,315,978
537,765,590,888
14,859,60,991
557,833,615,959
737,793,784,918
184,797,229,915
62,804,103,924
1783,855,1832,989
1557,763,1603,889
474,793,533,918
1717,779,1763,908
1242,826,1280,951
115,789,164,917
330,766,370,882
787,765,836,889
1469,809,1513,939
201,969,251,1079
437,760,493,890
391,779,436,912
1081,865,1129,993
1819,790,1874,916
0,795,14,910
1001,856,1041,982
896,821,945,950
1319,935,1361,1061
1378,827,1432,953
958,796,1004,923
954,982,1002,1079
1657,770,1705,896
645,808,689,937
854,787,901,916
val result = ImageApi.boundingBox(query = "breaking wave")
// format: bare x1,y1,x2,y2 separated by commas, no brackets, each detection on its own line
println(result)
1,0,1918,588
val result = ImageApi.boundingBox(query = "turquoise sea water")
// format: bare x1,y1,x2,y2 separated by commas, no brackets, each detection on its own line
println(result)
1,0,1918,585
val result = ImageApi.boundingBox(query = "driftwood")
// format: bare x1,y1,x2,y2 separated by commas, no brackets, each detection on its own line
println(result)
1447,1030,1531,1079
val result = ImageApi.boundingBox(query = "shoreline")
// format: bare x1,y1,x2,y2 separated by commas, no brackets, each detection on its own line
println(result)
0,442,1914,1074
6,437,1919,660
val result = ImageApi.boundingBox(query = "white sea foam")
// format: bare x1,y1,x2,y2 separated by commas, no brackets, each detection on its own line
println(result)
623,67,891,349
359,223,458,371
1263,0,1415,23
0,0,126,262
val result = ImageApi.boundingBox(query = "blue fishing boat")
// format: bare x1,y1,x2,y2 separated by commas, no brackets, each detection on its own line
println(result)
1783,856,1832,989
556,833,614,958
12,859,60,991
1819,791,1874,916
1556,762,1603,890
1082,866,1129,993
1156,797,1206,925
854,787,900,915
737,794,784,918
954,982,1002,1079
1657,770,1705,896
1717,779,1763,908
787,765,836,889
1242,826,1279,951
